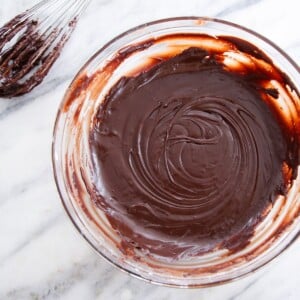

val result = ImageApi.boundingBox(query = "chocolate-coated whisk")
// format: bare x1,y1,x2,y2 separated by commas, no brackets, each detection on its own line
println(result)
0,0,90,98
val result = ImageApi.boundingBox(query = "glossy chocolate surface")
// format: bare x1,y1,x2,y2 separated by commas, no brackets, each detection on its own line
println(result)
87,36,299,259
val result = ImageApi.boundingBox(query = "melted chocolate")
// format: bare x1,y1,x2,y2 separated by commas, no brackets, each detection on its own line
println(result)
89,42,299,259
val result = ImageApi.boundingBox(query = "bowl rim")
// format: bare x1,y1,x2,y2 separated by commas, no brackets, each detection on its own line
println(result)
52,16,300,288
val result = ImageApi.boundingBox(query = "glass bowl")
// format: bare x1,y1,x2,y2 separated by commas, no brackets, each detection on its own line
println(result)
52,17,300,287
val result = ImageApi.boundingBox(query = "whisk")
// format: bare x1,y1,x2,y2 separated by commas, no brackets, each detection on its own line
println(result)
0,0,90,98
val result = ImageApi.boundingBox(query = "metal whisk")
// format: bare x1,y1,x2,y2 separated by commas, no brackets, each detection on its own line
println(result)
0,0,90,98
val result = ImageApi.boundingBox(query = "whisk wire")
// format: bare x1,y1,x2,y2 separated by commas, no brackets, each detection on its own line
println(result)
0,0,90,97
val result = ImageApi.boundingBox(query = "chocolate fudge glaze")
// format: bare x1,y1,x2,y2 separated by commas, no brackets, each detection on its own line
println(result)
88,38,300,259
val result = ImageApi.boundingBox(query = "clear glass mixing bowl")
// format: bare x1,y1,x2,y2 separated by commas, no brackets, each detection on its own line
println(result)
52,17,300,287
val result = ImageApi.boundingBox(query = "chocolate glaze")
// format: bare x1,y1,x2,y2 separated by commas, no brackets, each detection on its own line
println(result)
88,38,299,259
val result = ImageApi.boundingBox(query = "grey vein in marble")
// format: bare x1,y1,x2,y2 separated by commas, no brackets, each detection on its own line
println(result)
2,257,102,300
215,0,262,17
0,168,50,206
228,271,266,300
0,213,63,265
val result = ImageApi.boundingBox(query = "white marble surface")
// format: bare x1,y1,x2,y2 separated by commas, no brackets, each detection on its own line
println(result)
0,0,300,299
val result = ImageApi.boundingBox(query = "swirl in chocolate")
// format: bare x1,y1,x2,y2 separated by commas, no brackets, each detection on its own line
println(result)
89,40,299,259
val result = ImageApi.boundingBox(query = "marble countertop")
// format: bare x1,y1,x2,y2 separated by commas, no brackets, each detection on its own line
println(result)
0,0,300,299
